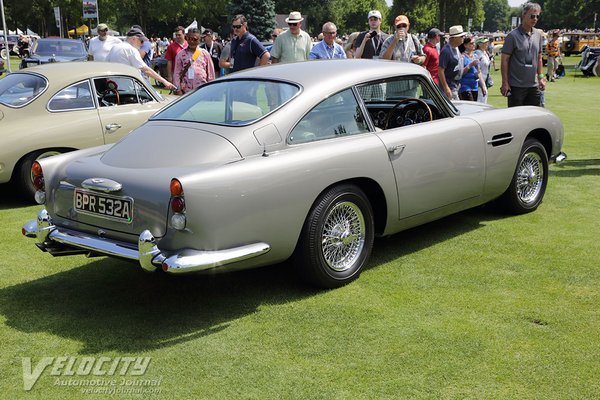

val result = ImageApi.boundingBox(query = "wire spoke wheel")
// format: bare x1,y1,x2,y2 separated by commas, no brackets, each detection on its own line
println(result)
294,185,374,288
321,201,366,272
498,139,548,214
516,152,544,205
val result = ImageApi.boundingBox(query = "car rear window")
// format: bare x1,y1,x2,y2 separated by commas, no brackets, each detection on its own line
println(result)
0,73,48,107
152,79,300,126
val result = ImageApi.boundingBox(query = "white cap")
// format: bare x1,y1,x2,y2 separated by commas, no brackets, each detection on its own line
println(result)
367,10,382,20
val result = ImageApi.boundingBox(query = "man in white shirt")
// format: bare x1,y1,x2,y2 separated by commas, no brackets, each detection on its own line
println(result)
107,27,176,90
88,23,122,61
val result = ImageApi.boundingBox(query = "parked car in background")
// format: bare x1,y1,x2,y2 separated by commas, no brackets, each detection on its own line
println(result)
23,60,566,288
0,57,5,76
561,32,600,56
578,46,600,76
0,61,174,198
150,54,168,86
20,38,87,69
0,34,19,56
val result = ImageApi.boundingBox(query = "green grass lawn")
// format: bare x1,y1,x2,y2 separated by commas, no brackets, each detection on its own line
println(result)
1,56,599,399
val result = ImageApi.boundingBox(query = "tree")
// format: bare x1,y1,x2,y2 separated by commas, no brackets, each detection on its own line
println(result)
483,0,511,31
230,0,276,41
275,0,388,36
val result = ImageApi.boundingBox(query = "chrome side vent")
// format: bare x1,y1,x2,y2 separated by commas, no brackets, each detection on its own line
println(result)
487,133,513,147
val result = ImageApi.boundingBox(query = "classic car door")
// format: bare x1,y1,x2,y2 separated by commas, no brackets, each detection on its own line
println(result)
94,76,161,144
45,80,107,148
376,117,485,219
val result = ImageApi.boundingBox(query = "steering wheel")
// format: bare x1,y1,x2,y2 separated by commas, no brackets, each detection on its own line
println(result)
101,80,120,106
384,98,433,129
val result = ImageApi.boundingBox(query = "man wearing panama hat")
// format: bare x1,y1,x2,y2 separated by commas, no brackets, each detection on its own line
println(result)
439,25,467,100
271,11,312,63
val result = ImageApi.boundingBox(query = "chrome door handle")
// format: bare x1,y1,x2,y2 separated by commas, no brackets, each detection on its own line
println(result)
105,123,122,133
387,144,406,154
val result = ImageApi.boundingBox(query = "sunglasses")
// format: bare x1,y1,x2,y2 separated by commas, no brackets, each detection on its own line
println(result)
529,14,540,19
99,29,108,33
288,22,299,26
396,24,408,29
323,31,336,35
187,37,200,42
271,34,278,38
232,24,242,29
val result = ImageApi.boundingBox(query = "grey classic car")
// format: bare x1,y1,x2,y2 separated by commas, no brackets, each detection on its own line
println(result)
23,59,566,288
19,38,87,69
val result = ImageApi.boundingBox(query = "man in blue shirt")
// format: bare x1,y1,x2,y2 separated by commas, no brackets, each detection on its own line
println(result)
309,22,346,60
222,15,270,73
439,25,466,100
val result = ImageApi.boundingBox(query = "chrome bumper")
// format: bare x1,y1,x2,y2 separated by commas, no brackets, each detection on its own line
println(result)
22,209,271,274
552,151,567,164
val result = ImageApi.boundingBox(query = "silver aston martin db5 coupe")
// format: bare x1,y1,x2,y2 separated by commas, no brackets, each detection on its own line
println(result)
23,60,566,288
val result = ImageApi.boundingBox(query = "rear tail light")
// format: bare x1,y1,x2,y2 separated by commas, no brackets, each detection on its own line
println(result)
170,178,186,230
32,161,46,204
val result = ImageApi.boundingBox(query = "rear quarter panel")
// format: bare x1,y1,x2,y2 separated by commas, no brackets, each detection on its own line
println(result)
162,133,398,266
466,106,563,201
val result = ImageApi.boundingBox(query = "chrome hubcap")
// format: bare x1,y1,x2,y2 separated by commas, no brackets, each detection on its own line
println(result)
516,152,544,204
321,201,365,272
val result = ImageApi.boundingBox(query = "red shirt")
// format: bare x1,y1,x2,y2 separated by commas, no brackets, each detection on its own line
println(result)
423,42,440,84
164,40,188,72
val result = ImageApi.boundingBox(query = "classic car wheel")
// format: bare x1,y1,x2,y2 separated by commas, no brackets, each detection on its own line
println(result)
384,98,432,129
16,150,62,200
295,185,374,288
499,139,548,214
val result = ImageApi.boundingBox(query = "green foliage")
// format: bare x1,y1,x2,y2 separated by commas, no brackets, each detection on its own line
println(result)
275,0,388,36
229,0,277,41
483,0,511,31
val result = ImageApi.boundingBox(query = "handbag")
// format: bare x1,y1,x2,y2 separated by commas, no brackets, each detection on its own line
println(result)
485,73,493,88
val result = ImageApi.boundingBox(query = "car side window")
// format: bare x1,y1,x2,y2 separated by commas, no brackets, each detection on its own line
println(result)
94,76,154,107
289,88,369,144
48,80,94,111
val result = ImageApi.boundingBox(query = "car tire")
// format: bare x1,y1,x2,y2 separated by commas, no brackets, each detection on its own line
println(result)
498,139,548,214
16,150,62,201
294,184,374,288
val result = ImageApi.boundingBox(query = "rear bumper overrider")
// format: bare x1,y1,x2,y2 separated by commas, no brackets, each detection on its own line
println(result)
22,209,271,274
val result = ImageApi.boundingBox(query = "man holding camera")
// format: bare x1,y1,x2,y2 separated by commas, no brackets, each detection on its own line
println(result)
353,10,389,59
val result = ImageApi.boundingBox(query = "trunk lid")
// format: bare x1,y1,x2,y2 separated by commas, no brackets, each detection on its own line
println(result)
52,122,242,238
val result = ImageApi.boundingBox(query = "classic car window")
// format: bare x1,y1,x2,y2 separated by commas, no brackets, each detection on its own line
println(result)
94,76,153,107
33,40,87,57
153,79,299,126
0,73,47,107
357,76,457,129
48,80,95,111
289,88,369,144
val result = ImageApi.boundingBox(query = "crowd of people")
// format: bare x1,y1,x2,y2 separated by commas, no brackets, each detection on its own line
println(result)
84,2,562,107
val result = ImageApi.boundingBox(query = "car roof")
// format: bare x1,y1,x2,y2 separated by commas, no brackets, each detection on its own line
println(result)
225,59,429,95
13,61,144,85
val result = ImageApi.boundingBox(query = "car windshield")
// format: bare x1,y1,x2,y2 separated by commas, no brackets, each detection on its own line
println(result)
0,73,47,107
33,40,86,57
153,79,300,126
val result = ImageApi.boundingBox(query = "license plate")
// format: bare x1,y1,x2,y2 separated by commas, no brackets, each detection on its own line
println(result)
74,189,133,223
